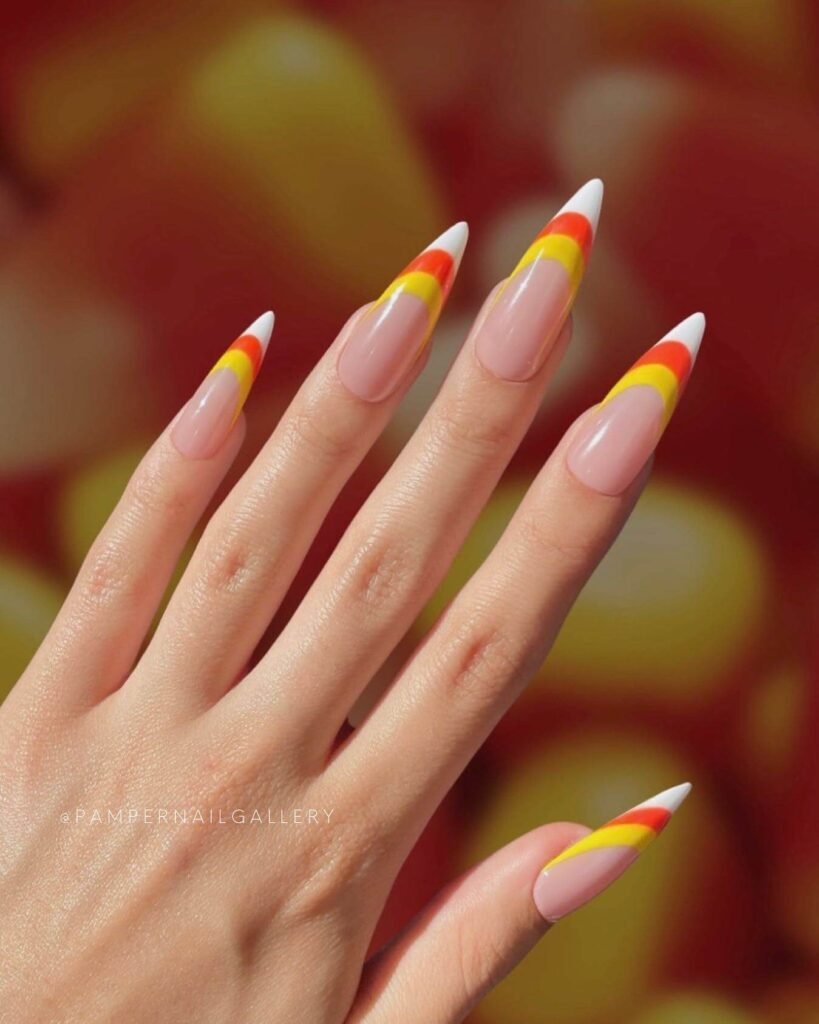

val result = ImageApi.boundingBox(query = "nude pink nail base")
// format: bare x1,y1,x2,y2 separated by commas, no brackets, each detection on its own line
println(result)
567,313,706,495
337,223,468,402
566,386,664,495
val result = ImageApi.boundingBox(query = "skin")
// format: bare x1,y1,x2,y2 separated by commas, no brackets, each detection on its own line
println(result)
0,290,648,1023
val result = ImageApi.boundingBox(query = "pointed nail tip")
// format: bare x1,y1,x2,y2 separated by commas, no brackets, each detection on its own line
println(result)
428,221,470,267
246,310,275,352
663,311,706,359
558,177,604,233
652,782,693,814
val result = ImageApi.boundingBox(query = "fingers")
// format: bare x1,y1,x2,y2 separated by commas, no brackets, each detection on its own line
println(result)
351,786,690,1024
142,224,468,710
342,313,705,827
235,180,603,756
21,313,272,711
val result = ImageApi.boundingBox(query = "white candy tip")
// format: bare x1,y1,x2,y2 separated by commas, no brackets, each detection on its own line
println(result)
426,221,469,270
556,178,604,234
633,782,693,815
662,312,705,361
246,310,275,353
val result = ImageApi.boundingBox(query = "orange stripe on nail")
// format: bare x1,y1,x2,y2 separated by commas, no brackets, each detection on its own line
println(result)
537,211,593,262
227,334,264,378
399,248,456,293
631,340,691,383
606,807,671,833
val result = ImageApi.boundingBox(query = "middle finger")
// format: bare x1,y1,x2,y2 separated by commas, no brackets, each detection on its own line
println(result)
232,180,603,756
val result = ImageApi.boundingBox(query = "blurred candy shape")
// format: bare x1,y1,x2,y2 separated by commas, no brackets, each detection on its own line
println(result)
182,15,443,298
467,732,758,1024
541,478,767,702
0,555,65,701
423,476,768,706
1,15,442,470
0,2,258,183
631,990,761,1024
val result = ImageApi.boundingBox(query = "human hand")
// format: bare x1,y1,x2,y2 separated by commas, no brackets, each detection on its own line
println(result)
0,181,696,1023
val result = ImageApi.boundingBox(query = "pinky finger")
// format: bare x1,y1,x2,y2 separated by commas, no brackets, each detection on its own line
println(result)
18,312,273,712
350,784,690,1024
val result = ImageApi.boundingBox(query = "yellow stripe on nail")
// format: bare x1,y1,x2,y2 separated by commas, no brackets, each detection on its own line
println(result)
603,364,680,425
210,349,255,410
512,233,586,292
374,270,444,325
544,823,657,870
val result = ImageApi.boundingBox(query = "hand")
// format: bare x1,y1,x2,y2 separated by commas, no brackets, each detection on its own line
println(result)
0,181,697,1023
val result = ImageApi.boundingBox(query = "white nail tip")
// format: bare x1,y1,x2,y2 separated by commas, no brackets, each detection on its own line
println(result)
246,310,275,352
426,221,469,270
556,178,604,234
663,312,705,360
631,781,692,815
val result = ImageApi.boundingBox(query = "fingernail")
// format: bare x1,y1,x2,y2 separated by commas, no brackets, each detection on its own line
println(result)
533,783,691,922
337,222,468,402
475,179,602,381
567,312,705,495
171,311,274,459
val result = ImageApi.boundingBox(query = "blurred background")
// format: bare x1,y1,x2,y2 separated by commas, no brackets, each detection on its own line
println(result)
1,1,818,1020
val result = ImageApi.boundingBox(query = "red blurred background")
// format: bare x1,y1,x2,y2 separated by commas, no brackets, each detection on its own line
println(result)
2,2,818,1021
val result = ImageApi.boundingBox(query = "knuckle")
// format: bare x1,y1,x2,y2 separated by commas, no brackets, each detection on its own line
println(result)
432,397,515,459
196,527,266,598
341,530,421,611
78,538,139,608
438,620,520,706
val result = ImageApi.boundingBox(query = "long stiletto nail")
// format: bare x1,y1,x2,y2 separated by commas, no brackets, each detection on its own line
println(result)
171,311,274,459
337,223,468,402
475,179,602,382
567,312,705,495
533,783,691,922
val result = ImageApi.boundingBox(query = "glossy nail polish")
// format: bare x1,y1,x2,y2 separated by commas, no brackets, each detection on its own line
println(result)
567,312,705,495
337,223,468,402
475,179,602,382
533,783,691,922
171,311,274,459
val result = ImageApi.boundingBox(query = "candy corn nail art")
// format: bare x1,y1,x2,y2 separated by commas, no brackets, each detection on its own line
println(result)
502,178,602,300
602,312,704,428
369,222,466,338
337,223,468,401
533,783,691,922
475,179,602,382
566,313,704,495
206,312,274,423
171,311,274,459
